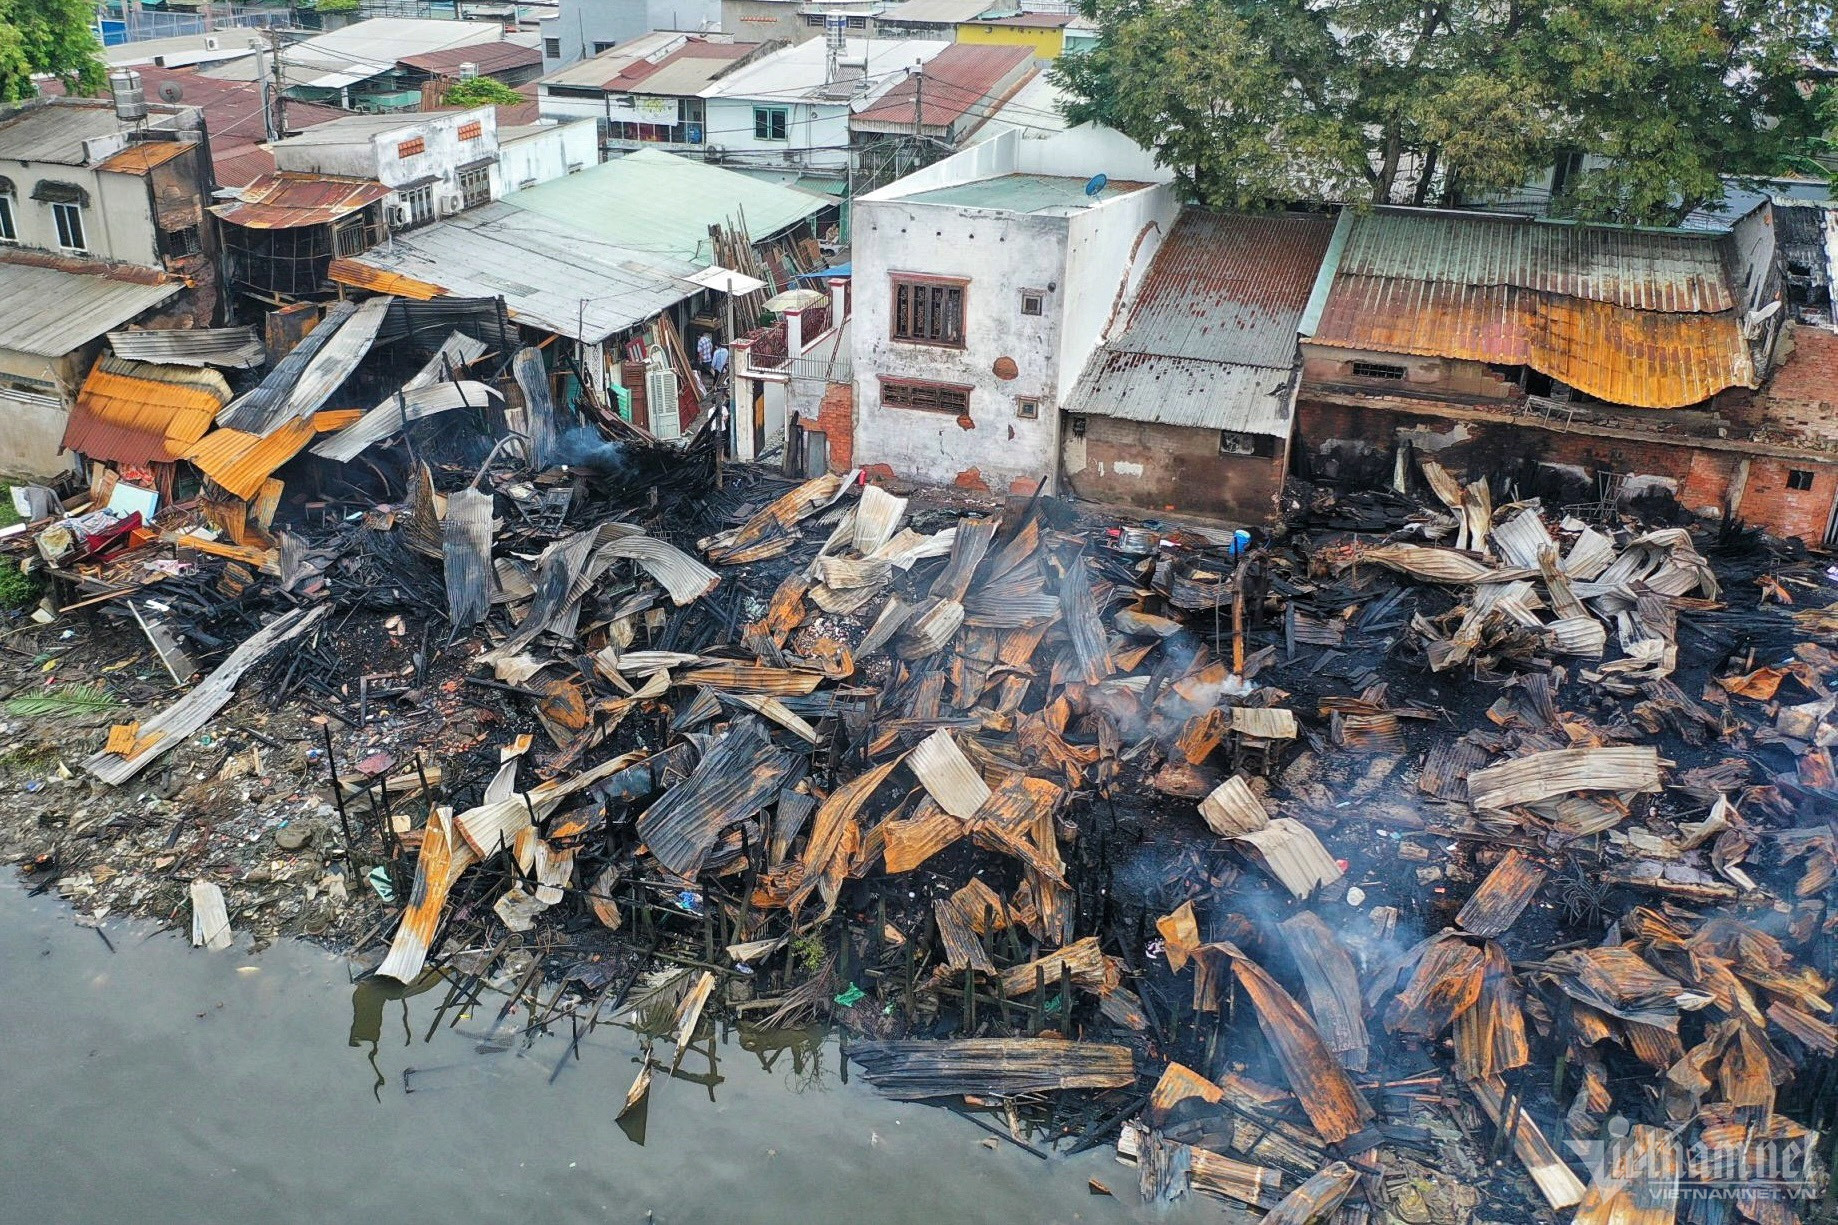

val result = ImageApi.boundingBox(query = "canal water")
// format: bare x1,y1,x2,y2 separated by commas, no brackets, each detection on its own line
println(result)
1,881,1219,1225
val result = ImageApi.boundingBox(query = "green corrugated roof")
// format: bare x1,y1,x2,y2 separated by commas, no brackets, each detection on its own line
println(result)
500,149,831,265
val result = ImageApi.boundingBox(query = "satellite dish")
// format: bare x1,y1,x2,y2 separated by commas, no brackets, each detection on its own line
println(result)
1083,173,1108,197
158,80,184,104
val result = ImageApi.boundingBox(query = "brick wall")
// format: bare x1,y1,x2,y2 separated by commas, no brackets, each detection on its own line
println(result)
1298,396,1838,542
1727,324,1838,444
805,381,853,473
1064,415,1283,524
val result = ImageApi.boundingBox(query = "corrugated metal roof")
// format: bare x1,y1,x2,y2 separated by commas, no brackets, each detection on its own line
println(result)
342,201,701,342
327,257,449,300
62,356,229,464
501,149,829,264
109,325,265,369
397,41,542,75
977,12,1075,26
1310,274,1754,408
184,416,318,500
625,49,760,97
211,172,391,230
1338,208,1735,313
216,300,355,431
1118,211,1336,368
1068,354,1295,435
275,18,505,91
96,139,197,174
537,31,686,89
877,0,999,24
212,145,277,189
218,294,392,435
1065,211,1332,434
0,257,182,358
853,44,1032,130
707,39,949,103
0,101,133,165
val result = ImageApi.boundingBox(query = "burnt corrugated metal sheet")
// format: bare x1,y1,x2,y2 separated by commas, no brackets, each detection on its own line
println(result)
1311,274,1754,408
1064,211,1332,433
184,416,318,499
63,356,230,464
210,172,390,230
96,140,196,174
108,325,264,369
1339,208,1734,313
327,257,448,300
635,717,798,876
217,296,390,434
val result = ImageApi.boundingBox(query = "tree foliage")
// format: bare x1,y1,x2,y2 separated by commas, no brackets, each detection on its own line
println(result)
444,76,523,108
1055,0,1835,224
0,0,107,103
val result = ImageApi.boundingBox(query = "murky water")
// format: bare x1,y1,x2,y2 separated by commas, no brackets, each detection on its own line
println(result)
1,881,1218,1225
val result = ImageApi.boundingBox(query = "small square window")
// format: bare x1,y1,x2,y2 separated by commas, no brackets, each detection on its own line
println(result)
1020,290,1044,316
1788,469,1816,491
1015,397,1040,419
543,36,562,57
1069,414,1087,438
592,41,617,53
397,136,426,158
1351,360,1407,380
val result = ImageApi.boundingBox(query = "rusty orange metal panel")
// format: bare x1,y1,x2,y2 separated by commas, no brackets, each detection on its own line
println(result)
210,173,390,230
183,417,317,500
62,357,229,465
311,409,364,432
97,140,196,174
326,257,448,300
1311,275,1753,408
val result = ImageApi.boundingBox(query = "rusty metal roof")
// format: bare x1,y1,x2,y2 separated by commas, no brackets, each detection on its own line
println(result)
1065,211,1335,433
184,416,318,500
327,257,448,300
1337,208,1735,313
1311,274,1755,408
96,139,197,174
63,356,229,465
396,41,541,75
210,172,391,230
853,45,1033,131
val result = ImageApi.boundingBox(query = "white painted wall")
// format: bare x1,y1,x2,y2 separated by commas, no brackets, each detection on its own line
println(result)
850,194,1070,490
702,96,849,170
1056,182,1178,399
497,119,599,192
1,167,160,265
535,89,608,124
275,109,500,217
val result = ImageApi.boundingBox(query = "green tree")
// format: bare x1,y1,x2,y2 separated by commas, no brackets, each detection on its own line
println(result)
443,76,523,108
1055,0,1834,224
0,0,107,103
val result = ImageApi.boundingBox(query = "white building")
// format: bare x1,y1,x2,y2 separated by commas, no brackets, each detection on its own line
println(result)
533,32,779,152
847,125,1177,493
497,120,600,193
272,109,505,227
701,37,948,174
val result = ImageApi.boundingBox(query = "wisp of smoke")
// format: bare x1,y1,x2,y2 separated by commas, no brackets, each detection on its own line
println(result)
556,426,632,478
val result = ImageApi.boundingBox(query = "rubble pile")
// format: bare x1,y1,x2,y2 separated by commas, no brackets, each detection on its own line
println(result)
5,365,1838,1218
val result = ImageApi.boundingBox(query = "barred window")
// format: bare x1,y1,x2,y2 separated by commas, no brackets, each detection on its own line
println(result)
891,276,966,347
881,378,970,414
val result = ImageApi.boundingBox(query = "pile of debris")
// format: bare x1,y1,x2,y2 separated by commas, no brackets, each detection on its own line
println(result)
5,335,1838,1219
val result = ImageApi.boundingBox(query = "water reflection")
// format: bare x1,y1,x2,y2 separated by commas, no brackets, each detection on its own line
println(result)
348,969,443,1099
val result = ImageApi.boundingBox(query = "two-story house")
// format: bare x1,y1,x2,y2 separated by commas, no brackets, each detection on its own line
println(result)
844,124,1176,495
0,92,219,475
534,33,779,154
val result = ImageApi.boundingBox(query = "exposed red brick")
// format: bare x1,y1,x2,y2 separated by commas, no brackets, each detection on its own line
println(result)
1008,476,1042,496
810,382,854,472
953,467,991,492
859,463,897,484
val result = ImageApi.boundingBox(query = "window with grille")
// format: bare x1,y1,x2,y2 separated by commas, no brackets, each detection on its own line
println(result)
1350,360,1406,380
891,276,966,346
543,37,561,57
158,225,201,257
1789,469,1816,491
397,136,426,158
402,184,434,228
881,378,970,414
52,201,84,250
754,107,788,140
458,120,482,141
459,165,491,209
1015,397,1040,419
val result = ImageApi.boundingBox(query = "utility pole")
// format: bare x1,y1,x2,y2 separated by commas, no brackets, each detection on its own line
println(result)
265,27,287,139
911,67,922,139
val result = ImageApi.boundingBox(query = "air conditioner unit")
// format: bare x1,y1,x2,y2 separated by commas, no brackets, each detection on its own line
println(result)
204,36,219,50
438,190,464,216
646,366,682,440
387,202,412,227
